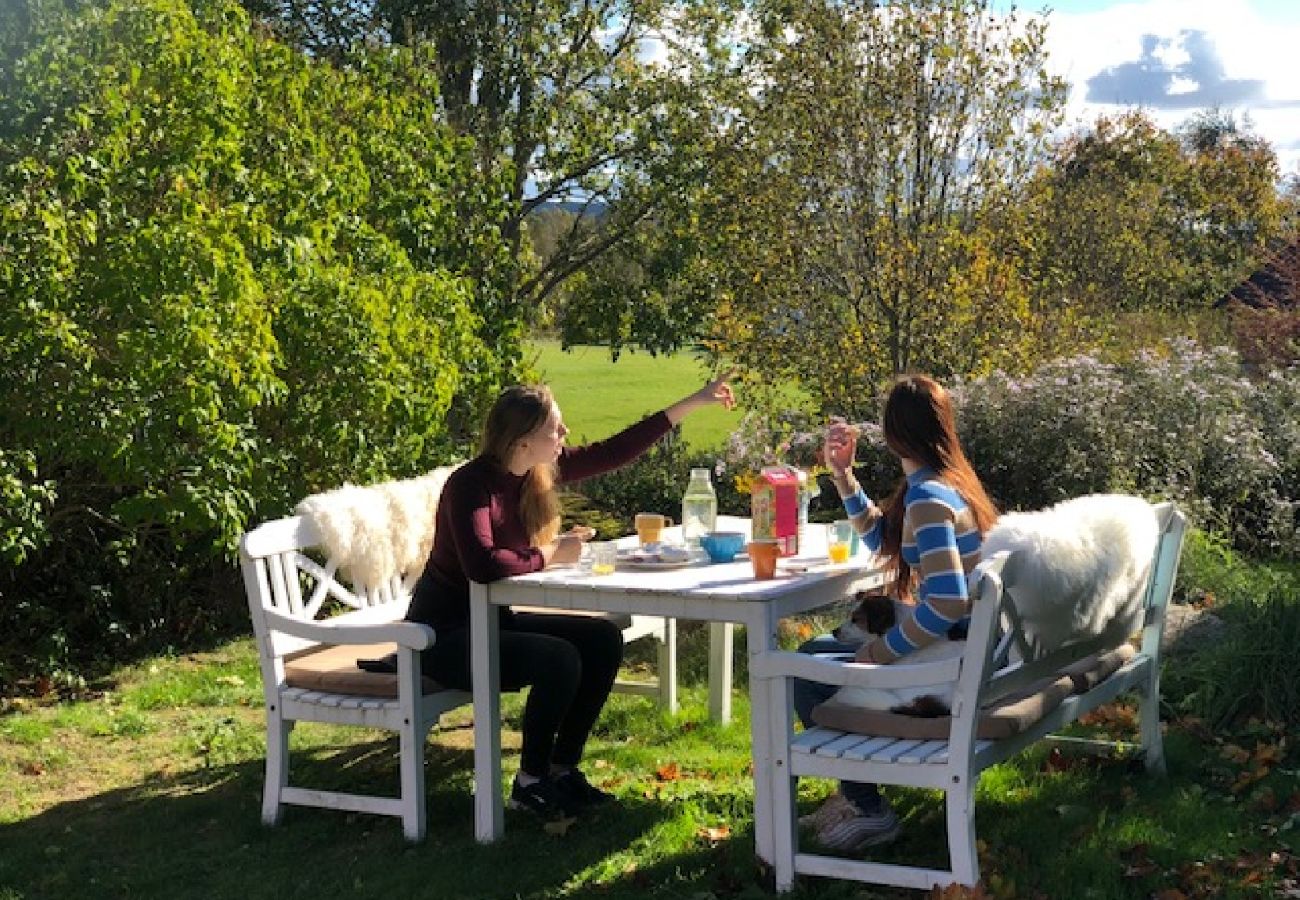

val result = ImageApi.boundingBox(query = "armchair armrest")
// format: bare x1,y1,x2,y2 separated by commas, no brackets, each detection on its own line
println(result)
262,608,437,651
750,649,962,688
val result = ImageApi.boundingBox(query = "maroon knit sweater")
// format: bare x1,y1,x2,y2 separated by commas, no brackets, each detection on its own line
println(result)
407,411,673,631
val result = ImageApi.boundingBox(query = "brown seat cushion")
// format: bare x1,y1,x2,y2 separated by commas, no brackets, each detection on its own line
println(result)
1059,644,1137,693
284,642,445,698
810,674,1076,741
808,643,1142,741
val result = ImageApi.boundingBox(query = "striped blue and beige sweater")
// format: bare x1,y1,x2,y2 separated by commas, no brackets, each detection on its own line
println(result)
835,467,983,664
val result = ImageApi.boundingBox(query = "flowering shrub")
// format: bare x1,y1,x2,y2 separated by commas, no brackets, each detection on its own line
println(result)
579,340,1297,559
952,339,1299,557
714,411,835,516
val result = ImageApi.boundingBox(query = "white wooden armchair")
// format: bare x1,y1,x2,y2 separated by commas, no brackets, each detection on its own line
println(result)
239,468,683,839
240,513,471,841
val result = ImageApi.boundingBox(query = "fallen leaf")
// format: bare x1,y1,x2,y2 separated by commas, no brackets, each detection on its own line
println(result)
927,883,989,899
1231,766,1269,794
1253,742,1285,767
656,762,681,782
21,761,44,776
697,824,730,844
1221,744,1251,765
1152,890,1187,900
542,816,576,836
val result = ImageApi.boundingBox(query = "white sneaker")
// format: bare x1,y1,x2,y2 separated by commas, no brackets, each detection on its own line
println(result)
816,799,901,852
798,792,858,832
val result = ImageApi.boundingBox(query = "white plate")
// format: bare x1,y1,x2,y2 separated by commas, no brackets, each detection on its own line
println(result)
617,550,697,570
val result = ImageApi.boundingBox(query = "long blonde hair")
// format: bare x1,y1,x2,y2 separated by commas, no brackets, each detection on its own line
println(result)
877,374,997,600
480,385,561,545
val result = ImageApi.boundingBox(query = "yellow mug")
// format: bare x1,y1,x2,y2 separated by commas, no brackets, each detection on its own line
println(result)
635,512,672,546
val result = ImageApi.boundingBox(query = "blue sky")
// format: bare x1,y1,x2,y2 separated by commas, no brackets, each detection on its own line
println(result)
1042,0,1300,17
1030,0,1300,173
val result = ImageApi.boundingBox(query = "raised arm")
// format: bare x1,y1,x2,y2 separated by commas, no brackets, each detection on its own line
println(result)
664,371,736,425
824,419,884,549
558,372,737,483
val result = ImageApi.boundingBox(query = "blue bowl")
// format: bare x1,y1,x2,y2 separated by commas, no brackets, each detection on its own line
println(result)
699,531,746,563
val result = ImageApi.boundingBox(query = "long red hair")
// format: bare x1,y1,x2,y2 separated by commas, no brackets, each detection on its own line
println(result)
876,374,997,600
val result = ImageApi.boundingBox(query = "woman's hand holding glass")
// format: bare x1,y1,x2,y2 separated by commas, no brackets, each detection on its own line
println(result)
823,418,859,477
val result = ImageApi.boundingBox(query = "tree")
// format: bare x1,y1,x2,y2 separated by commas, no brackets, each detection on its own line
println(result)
1027,109,1285,317
0,0,503,684
1175,110,1284,305
682,0,1067,412
246,0,741,345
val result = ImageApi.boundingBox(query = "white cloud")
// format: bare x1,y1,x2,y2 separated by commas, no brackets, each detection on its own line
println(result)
1033,0,1300,174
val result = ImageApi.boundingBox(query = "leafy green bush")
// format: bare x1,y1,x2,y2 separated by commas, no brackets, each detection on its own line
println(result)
1165,531,1300,727
0,450,54,567
0,0,512,687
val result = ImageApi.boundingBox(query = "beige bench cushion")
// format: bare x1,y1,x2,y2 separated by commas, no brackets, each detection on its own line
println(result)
284,642,445,698
809,644,1139,741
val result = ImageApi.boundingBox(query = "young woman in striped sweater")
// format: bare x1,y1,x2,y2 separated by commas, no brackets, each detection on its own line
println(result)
795,373,998,853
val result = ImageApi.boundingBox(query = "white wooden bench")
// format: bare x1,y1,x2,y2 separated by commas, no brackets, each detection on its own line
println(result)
240,511,680,841
752,501,1186,892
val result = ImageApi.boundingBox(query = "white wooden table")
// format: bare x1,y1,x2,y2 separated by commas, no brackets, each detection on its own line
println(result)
469,515,884,863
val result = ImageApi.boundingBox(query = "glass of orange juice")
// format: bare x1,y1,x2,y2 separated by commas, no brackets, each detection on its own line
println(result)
590,541,617,575
826,521,853,563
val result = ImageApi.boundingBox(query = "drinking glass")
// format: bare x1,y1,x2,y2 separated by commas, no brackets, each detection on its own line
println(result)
827,520,853,564
590,541,617,576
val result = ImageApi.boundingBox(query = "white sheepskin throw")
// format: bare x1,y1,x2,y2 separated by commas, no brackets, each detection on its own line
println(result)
980,493,1160,657
296,465,458,588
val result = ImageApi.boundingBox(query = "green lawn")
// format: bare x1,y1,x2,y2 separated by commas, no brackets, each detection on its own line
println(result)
528,341,736,451
3,630,1297,899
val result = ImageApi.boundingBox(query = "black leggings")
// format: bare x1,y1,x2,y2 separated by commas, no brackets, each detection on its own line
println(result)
422,612,624,777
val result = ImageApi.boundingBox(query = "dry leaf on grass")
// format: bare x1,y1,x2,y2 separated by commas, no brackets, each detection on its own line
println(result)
542,816,576,836
655,762,681,782
927,883,989,899
697,824,730,844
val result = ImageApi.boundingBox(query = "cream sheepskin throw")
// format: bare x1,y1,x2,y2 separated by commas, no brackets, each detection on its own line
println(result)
980,493,1160,658
295,465,458,588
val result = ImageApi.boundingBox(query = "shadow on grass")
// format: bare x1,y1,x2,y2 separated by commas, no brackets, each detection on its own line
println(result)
0,731,788,900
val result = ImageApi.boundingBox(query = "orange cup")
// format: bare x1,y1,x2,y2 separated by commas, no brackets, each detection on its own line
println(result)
747,540,780,580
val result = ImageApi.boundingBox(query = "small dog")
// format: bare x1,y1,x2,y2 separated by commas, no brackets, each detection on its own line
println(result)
826,591,963,717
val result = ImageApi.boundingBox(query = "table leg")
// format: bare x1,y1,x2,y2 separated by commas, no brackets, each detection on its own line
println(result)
745,606,779,865
470,583,503,843
707,622,734,724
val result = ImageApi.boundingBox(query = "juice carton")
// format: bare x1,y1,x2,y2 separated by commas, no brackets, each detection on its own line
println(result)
751,466,800,556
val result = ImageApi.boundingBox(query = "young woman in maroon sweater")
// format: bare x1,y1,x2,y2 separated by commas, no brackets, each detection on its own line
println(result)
407,375,735,821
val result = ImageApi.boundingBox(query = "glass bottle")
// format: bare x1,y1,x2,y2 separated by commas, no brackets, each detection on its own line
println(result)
680,467,718,546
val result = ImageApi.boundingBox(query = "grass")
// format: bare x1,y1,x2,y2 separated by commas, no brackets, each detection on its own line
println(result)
527,340,737,450
3,623,1299,900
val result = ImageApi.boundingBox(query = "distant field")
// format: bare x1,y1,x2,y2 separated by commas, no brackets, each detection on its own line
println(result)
528,341,734,450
